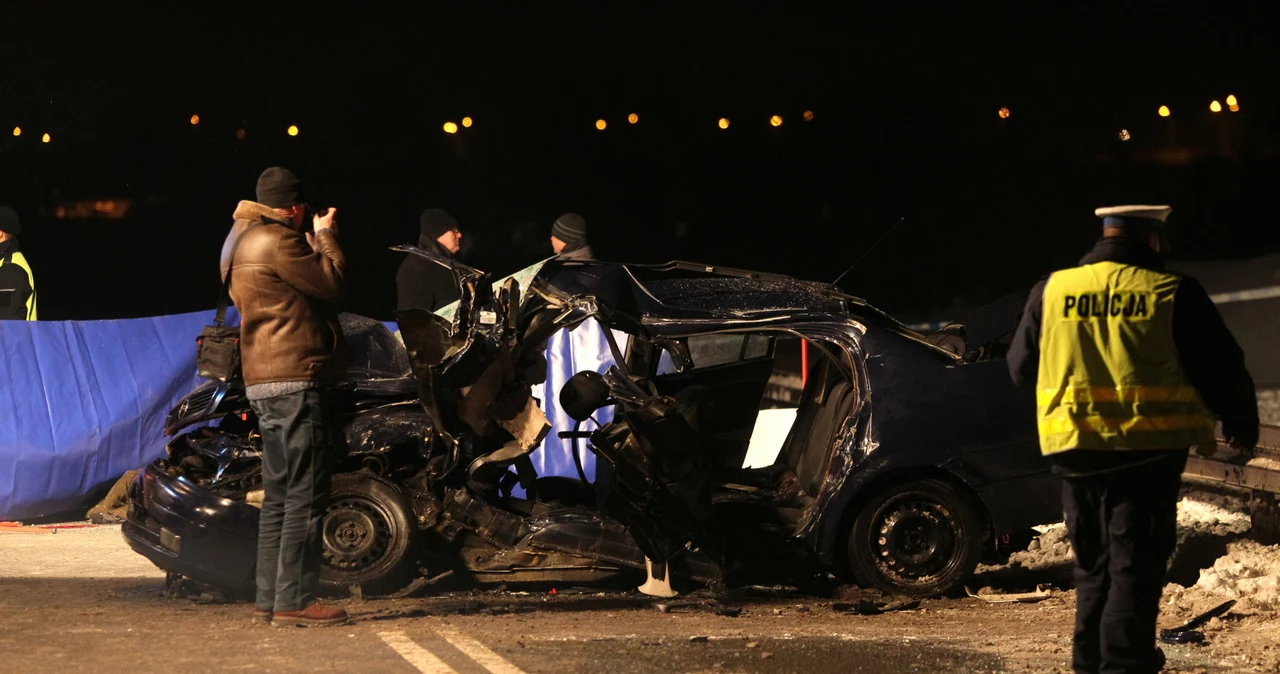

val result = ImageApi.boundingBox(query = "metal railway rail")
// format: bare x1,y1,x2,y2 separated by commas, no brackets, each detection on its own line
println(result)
1183,424,1280,542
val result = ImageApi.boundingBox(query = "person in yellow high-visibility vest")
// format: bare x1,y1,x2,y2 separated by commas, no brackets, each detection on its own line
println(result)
1009,205,1259,674
0,206,36,321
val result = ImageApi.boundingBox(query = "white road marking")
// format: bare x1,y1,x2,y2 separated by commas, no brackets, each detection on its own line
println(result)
377,631,459,674
438,629,528,674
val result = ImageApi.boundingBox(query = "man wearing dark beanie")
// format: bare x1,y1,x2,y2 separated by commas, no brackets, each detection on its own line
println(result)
220,166,349,627
396,207,464,312
551,212,593,261
0,205,37,320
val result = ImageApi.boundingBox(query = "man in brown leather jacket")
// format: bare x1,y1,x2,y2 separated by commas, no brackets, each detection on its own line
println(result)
220,167,349,627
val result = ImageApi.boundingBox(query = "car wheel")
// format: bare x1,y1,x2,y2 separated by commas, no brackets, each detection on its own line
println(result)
319,473,419,596
846,478,984,597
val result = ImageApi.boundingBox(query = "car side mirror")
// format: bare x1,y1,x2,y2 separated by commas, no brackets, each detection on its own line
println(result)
559,370,611,422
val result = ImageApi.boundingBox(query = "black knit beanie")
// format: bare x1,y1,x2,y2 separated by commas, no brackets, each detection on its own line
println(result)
551,213,587,246
256,167,303,209
0,206,20,236
420,208,459,240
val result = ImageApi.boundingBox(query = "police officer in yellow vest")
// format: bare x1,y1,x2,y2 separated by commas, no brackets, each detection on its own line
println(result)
1009,205,1258,674
0,206,37,321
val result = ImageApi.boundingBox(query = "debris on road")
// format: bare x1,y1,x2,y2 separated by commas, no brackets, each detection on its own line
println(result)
655,598,744,617
387,570,456,599
965,585,1052,604
833,598,921,615
1160,599,1236,645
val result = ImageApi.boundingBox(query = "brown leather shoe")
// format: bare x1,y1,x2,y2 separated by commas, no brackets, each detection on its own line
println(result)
271,602,349,627
252,608,272,624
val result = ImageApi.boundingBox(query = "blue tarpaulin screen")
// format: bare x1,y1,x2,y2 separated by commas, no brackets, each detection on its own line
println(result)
0,310,220,520
0,301,615,520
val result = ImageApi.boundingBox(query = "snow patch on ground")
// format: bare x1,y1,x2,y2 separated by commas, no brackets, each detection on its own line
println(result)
1005,487,1251,572
1258,388,1280,426
1165,540,1280,614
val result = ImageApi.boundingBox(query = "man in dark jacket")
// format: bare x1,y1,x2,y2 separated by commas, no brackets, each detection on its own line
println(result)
1008,204,1258,674
221,167,349,627
550,212,594,261
0,206,36,320
396,208,463,312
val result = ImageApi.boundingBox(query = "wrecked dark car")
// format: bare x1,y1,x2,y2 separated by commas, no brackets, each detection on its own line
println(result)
123,249,1061,598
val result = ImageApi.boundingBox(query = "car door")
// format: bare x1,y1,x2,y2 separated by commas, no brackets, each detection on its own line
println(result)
650,333,776,470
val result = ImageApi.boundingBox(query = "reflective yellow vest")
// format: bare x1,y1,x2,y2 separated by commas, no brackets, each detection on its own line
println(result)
0,250,37,320
1035,261,1214,455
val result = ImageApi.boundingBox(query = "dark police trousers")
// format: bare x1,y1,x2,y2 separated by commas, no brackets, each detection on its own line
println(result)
251,389,332,613
1062,448,1187,674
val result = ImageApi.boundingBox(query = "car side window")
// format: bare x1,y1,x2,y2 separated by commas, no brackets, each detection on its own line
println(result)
656,333,775,375
687,334,748,369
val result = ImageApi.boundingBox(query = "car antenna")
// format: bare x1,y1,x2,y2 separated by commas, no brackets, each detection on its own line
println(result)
831,216,906,290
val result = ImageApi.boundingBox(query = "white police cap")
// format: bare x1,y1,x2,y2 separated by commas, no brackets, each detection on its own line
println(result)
1095,205,1171,231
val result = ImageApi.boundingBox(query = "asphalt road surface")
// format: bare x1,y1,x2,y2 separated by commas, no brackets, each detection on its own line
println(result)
0,524,1270,673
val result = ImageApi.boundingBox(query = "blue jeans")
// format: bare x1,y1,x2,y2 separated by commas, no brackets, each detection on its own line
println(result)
251,389,332,612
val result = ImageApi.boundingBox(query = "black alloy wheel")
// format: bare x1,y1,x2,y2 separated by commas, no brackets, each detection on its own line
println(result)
847,478,984,597
318,473,419,596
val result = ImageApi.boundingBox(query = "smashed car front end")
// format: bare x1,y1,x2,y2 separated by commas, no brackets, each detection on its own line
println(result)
123,462,260,591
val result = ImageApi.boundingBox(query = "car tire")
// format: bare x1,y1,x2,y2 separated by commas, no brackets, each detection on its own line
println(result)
846,477,984,597
318,472,419,597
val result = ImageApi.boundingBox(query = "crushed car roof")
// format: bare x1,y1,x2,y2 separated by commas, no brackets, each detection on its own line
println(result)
393,246,932,340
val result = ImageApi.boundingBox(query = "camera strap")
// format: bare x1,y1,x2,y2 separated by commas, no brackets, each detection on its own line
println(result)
215,222,265,327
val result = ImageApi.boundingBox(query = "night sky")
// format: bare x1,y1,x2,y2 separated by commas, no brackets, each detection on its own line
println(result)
2,3,1277,322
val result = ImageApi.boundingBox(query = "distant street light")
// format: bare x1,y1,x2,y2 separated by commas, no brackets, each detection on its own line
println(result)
1226,94,1238,107
41,133,50,144
718,118,730,129
1209,100,1223,113
1158,105,1171,117
236,129,246,140
1118,129,1131,142
443,121,458,134
628,113,639,124
998,107,1011,119
461,117,473,128
595,119,607,131
11,127,19,137
770,115,783,127
190,114,200,125
287,125,300,136
803,110,814,121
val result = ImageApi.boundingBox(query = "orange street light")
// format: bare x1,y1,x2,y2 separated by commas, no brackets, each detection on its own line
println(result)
628,113,639,124
595,119,607,131
1209,100,1223,113
287,125,300,136
769,115,783,127
443,121,458,134
11,127,19,137
998,107,1011,119
1226,94,1238,107
461,117,473,128
1118,129,1131,142
190,114,200,125
41,133,50,143
803,110,814,121
1158,105,1171,117
718,118,730,129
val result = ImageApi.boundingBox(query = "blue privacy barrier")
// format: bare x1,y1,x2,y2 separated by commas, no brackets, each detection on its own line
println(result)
0,302,618,519
0,310,223,520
